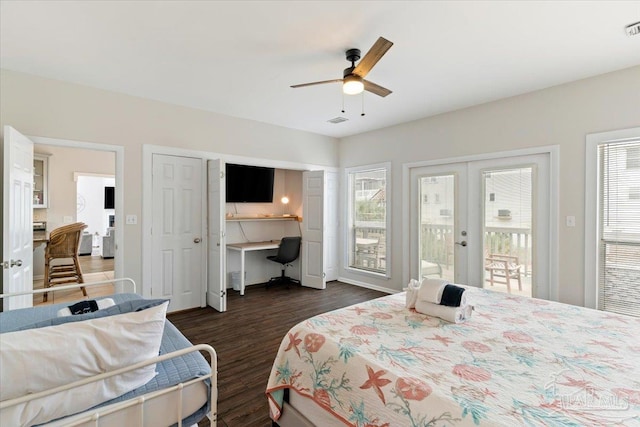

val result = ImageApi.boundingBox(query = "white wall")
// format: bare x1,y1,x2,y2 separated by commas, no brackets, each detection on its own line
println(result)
1,69,338,289
338,65,640,306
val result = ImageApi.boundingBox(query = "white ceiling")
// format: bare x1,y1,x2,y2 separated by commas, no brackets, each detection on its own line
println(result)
1,1,639,138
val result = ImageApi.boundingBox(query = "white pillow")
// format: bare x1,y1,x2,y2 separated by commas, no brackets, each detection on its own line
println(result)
0,301,168,426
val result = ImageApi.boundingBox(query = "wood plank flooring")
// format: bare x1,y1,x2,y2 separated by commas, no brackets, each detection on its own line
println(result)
168,281,387,427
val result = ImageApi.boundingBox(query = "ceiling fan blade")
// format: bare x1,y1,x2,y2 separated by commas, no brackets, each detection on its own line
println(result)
291,79,343,88
363,80,392,97
353,37,393,78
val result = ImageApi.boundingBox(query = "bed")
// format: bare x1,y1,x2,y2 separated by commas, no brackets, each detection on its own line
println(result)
0,279,217,427
266,286,640,426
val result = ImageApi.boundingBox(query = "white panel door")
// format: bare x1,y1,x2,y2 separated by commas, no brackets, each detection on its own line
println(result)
2,126,34,310
302,170,325,289
207,159,226,312
324,171,338,281
151,154,203,312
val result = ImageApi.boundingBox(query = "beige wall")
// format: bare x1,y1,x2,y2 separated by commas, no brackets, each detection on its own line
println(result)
33,145,116,229
1,69,339,289
338,65,640,305
31,145,115,277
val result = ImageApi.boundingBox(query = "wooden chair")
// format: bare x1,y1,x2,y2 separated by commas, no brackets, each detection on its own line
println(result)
43,222,88,302
484,254,522,293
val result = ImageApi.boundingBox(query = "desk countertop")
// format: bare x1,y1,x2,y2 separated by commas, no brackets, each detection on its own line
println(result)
227,241,280,250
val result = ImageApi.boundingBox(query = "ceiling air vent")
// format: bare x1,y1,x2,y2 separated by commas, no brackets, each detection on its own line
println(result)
327,116,348,124
626,21,640,37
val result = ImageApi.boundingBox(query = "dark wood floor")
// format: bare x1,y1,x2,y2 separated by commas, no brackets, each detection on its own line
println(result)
168,281,387,427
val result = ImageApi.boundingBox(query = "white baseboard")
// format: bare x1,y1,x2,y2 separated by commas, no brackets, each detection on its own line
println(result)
337,276,396,294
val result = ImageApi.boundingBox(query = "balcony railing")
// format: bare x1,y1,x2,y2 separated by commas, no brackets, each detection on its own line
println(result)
349,223,533,276
419,223,533,276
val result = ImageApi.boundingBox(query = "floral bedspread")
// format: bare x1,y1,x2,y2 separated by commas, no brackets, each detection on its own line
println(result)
266,288,640,426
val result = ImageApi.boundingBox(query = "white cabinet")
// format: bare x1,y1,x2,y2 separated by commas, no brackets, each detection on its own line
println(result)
33,154,49,208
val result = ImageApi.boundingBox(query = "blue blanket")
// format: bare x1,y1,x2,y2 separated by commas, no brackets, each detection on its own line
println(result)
0,294,211,426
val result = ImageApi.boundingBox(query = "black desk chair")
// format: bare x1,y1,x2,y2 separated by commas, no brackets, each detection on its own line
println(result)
266,236,302,288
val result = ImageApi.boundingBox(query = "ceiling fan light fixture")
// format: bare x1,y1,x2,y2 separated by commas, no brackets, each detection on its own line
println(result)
343,74,364,95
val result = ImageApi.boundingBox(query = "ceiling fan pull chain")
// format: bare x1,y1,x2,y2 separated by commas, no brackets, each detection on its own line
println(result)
361,92,365,116
341,91,345,113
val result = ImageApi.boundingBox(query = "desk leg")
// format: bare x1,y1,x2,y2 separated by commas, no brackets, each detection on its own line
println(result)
240,249,245,296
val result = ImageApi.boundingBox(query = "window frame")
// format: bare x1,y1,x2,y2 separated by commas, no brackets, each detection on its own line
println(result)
345,162,391,278
585,127,640,309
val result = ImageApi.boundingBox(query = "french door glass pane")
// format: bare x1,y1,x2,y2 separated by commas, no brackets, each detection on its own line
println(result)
482,167,533,296
419,174,455,282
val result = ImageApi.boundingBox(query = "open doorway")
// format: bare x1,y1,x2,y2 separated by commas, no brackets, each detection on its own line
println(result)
31,139,121,305
76,173,116,277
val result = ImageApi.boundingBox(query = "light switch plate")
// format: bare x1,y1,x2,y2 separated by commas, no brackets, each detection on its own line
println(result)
566,215,576,227
63,216,73,224
126,214,137,225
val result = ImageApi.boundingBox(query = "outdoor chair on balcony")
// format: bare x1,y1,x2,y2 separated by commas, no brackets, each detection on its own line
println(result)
355,238,380,269
421,259,442,278
485,254,522,293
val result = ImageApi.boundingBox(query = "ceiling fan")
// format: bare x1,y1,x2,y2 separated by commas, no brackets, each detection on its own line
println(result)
291,36,394,97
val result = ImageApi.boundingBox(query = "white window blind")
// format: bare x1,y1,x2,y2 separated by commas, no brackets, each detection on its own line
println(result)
598,140,640,316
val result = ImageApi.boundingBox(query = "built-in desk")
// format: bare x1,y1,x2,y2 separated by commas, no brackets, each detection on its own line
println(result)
227,241,280,295
226,214,298,222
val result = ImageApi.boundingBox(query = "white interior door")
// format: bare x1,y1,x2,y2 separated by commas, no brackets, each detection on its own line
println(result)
2,126,34,310
324,171,338,281
151,154,204,312
301,170,325,289
207,159,226,312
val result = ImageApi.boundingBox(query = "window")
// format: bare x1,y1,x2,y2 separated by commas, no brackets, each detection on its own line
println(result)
347,163,390,276
596,140,640,316
626,146,640,169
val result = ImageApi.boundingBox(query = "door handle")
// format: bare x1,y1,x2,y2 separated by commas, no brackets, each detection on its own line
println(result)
10,259,23,267
455,241,467,247
194,238,202,243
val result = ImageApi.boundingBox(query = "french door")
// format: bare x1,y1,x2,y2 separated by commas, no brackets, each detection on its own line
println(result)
410,153,552,299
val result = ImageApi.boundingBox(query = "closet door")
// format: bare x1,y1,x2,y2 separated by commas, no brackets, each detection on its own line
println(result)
207,159,226,312
301,170,325,289
151,154,204,312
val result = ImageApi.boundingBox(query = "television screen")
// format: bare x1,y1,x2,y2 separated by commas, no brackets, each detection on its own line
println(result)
226,164,274,203
104,186,115,209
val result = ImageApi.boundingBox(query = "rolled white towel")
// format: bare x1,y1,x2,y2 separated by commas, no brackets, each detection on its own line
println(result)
404,279,421,309
415,300,473,323
417,278,448,304
57,298,116,317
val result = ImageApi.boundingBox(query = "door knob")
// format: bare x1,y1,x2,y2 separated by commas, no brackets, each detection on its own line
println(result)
194,238,202,243
10,259,23,267
455,241,467,247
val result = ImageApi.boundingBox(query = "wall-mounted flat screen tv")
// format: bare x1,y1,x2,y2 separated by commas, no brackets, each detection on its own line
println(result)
226,163,274,203
104,186,115,209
